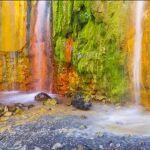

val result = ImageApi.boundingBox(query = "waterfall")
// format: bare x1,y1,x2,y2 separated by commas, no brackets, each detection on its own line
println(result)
31,1,53,92
133,1,145,104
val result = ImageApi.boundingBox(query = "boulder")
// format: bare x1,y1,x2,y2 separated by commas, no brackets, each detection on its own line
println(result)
35,92,51,102
71,92,92,110
7,105,17,112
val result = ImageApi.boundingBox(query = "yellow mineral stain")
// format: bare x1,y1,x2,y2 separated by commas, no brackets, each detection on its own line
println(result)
141,3,150,108
0,1,27,52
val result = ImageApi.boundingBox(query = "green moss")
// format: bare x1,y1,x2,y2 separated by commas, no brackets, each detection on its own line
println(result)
53,1,130,103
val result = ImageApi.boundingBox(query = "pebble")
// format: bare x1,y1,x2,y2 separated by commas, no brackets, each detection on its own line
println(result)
79,125,87,130
116,143,120,148
52,143,63,150
110,142,115,148
34,146,42,150
96,131,104,137
99,145,103,149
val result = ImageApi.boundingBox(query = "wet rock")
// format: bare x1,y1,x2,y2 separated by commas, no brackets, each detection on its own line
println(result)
35,92,51,102
27,104,34,109
43,98,57,107
52,143,63,150
71,92,92,110
71,99,92,110
8,105,17,112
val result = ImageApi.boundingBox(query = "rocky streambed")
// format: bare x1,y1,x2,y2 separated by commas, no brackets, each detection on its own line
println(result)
0,100,150,150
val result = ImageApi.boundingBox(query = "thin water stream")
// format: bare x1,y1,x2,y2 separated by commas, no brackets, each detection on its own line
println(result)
133,1,145,104
31,1,52,92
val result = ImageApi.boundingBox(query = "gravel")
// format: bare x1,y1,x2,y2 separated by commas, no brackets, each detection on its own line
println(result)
0,114,150,150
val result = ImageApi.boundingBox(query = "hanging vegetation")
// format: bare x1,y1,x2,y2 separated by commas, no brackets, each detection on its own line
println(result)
53,1,130,103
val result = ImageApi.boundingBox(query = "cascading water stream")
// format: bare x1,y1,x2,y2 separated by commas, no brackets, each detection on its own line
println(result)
133,1,145,104
31,1,53,92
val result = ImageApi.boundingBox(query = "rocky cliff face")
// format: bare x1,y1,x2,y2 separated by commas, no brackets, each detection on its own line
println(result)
0,1,149,106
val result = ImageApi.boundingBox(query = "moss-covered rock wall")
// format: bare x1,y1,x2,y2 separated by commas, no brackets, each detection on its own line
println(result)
53,1,130,103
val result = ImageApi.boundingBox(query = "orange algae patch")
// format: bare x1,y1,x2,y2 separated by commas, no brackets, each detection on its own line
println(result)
56,37,79,95
56,66,79,95
65,37,73,64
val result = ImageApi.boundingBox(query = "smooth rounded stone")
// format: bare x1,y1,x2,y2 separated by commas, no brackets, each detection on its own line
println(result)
27,104,34,109
35,92,51,102
8,105,17,112
96,131,104,137
110,142,115,148
71,92,92,110
52,143,63,150
72,100,92,110
99,145,104,149
79,125,87,130
71,98,92,110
